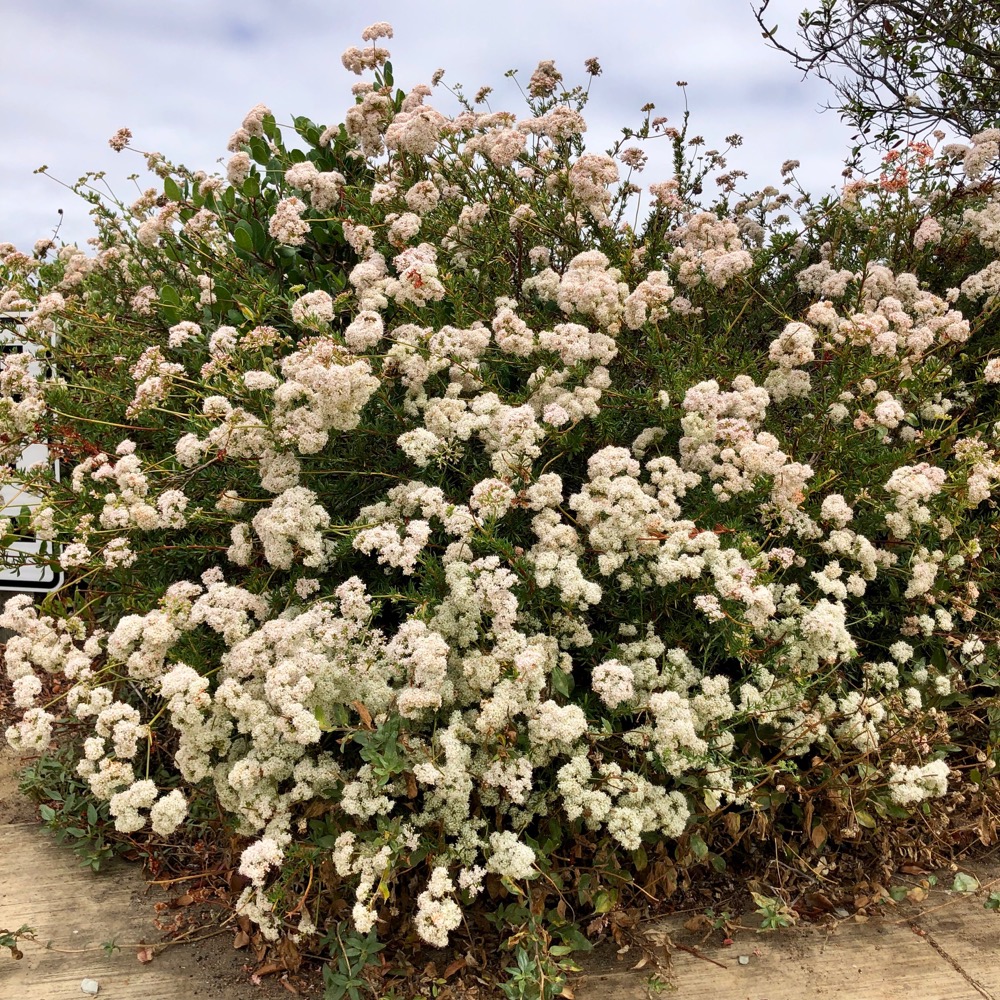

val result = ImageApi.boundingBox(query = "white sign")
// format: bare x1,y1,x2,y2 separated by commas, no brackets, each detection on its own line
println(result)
0,313,62,592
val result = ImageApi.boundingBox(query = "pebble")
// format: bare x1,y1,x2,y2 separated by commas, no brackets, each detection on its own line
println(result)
81,979,99,995
738,955,750,966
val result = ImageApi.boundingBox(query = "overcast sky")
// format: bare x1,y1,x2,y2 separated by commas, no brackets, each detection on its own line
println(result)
0,0,858,251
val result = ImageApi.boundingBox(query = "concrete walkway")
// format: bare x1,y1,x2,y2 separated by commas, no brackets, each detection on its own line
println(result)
0,821,275,999
577,867,1000,1000
3,749,1000,1000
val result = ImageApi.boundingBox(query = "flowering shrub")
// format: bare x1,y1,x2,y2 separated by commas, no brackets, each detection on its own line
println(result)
2,22,1000,990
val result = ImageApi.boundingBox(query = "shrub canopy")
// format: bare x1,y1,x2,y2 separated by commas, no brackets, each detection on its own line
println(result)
2,20,1000,990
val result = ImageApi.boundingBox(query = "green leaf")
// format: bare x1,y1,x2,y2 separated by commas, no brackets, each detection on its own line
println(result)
249,136,270,166
952,872,979,894
160,284,181,307
592,891,614,914
163,176,183,202
550,666,573,697
233,221,255,253
243,173,260,199
555,925,593,953
295,117,322,145
855,809,877,830
39,804,55,822
250,219,269,254
690,832,708,860
262,114,281,143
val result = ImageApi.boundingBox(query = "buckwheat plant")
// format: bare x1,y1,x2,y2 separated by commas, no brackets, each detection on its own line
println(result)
2,23,999,988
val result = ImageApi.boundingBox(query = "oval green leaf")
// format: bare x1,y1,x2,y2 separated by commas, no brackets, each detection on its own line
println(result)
233,221,254,253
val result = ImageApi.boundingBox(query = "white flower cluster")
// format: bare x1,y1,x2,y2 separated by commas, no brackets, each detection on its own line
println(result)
670,212,753,290
414,867,463,947
525,250,629,334
0,347,47,460
274,340,380,452
884,462,947,538
566,154,619,225
887,759,950,805
354,480,474,574
803,269,970,367
557,755,690,849
284,161,346,213
251,486,332,570
290,289,333,330
268,197,310,246
679,376,815,535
